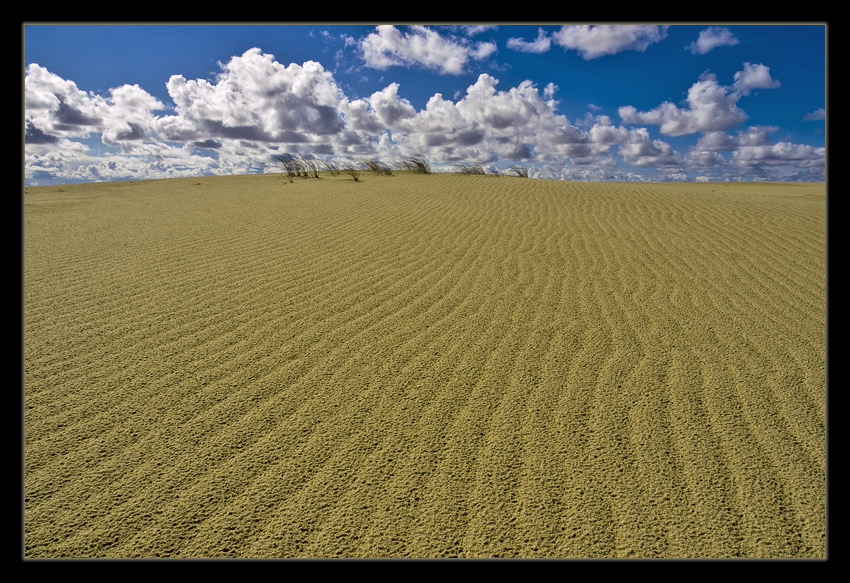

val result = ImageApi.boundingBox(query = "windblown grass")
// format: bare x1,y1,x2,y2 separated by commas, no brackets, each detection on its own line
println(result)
455,163,486,175
401,157,432,174
342,165,361,181
274,154,320,181
364,159,393,176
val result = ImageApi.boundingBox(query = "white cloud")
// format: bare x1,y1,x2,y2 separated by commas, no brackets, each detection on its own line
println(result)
359,25,495,75
619,64,781,137
589,119,630,144
25,63,166,151
24,45,822,185
375,74,556,162
619,72,748,136
686,149,728,169
803,108,826,120
803,107,826,121
456,74,552,131
618,127,681,167
686,27,740,54
364,73,611,168
365,82,417,129
733,141,825,167
507,28,551,53
25,63,109,139
471,41,498,60
100,84,167,147
463,25,498,37
685,125,824,178
735,125,780,146
732,62,781,96
693,130,742,152
157,48,346,144
551,25,668,59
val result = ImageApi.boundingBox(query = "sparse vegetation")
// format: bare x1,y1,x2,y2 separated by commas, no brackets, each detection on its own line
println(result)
342,165,361,182
303,157,320,179
509,165,529,178
321,159,340,176
456,163,486,175
275,154,297,183
401,157,432,174
364,159,393,176
274,153,320,182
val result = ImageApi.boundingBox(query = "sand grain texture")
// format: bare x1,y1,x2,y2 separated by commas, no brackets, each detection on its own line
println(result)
24,174,826,558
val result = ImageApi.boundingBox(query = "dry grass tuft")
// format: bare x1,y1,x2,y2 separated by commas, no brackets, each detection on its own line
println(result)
456,163,486,175
364,159,393,176
401,157,432,174
508,165,529,178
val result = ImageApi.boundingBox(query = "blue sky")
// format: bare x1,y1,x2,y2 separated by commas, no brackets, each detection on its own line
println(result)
24,24,826,185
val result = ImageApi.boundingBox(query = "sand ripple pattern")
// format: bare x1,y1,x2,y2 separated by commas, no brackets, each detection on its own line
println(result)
24,174,826,558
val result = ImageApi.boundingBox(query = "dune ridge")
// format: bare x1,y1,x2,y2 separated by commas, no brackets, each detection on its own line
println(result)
24,173,826,558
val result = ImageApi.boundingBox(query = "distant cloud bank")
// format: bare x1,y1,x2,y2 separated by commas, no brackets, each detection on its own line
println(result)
25,25,825,185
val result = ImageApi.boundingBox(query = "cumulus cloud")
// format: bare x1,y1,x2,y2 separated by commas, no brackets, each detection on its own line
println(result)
25,120,59,144
733,141,825,167
360,25,496,74
619,72,748,136
25,63,107,139
618,127,681,167
551,25,668,59
365,82,418,129
340,97,383,134
686,27,740,54
732,62,781,95
25,54,683,183
456,74,552,131
24,42,821,185
619,64,781,137
686,126,775,169
356,73,625,169
100,84,168,147
685,125,824,178
25,63,166,152
375,73,561,163
588,117,630,144
507,28,552,53
157,48,346,145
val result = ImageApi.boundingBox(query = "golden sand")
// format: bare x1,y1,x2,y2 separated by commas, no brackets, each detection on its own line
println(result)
24,173,826,558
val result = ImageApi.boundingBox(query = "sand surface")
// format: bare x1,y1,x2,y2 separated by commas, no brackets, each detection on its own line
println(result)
24,173,826,558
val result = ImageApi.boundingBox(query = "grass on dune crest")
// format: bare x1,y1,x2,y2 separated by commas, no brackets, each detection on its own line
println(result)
24,173,826,559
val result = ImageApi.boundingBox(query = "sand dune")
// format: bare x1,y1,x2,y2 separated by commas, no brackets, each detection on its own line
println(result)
24,173,826,558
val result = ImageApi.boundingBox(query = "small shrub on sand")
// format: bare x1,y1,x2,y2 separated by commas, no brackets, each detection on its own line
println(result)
303,157,320,179
342,166,361,182
401,158,432,174
321,160,340,176
456,163,486,175
274,154,297,183
364,159,393,176
275,154,320,181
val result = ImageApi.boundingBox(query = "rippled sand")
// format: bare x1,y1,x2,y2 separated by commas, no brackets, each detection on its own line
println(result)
24,173,826,558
